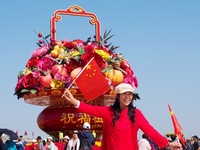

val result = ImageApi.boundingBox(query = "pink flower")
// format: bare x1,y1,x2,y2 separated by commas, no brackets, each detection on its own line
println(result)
33,70,41,78
31,44,50,57
54,73,62,80
54,73,71,84
38,57,55,72
123,75,138,89
61,76,71,84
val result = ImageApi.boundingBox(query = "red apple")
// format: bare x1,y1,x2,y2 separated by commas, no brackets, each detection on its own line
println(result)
39,74,52,88
120,60,131,70
124,68,134,76
60,67,68,76
70,67,82,81
51,65,61,76
51,65,68,76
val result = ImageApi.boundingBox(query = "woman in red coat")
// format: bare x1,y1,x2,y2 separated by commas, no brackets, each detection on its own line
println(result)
63,83,181,150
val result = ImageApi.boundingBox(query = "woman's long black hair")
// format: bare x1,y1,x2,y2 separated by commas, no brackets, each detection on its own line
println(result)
111,93,140,126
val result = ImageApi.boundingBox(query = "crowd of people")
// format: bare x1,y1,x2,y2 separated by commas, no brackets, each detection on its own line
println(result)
0,122,96,150
1,83,200,150
138,133,200,150
0,128,200,150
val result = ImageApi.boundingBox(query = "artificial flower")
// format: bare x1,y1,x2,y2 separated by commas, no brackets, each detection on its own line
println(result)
81,52,107,70
26,57,39,68
31,44,50,57
50,79,64,89
38,57,55,72
123,75,138,89
23,73,38,89
15,75,24,92
94,49,111,61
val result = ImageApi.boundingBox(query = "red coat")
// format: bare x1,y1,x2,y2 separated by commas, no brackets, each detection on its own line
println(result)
77,102,168,150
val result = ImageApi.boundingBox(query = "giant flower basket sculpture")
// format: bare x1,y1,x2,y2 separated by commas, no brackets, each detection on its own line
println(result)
14,5,138,139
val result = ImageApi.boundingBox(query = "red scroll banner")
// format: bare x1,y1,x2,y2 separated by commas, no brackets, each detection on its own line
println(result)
50,5,101,42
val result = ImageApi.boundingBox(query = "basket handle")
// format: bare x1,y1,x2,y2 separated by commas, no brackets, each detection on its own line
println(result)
50,5,101,42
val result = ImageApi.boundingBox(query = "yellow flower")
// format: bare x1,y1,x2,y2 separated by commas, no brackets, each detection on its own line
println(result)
58,48,67,60
24,69,32,75
50,79,64,89
95,49,110,61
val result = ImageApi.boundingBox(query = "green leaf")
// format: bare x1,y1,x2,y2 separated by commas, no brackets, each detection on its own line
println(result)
44,34,50,39
104,29,112,39
77,46,85,54
17,71,24,78
30,89,37,94
103,29,107,39
21,89,29,93
95,41,101,45
110,45,119,51
100,36,103,42
104,34,114,42
102,67,112,73
74,56,81,61
36,42,42,47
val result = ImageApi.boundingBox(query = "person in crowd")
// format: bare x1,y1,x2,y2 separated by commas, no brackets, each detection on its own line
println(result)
46,137,58,150
185,138,194,150
16,137,25,150
192,135,200,150
0,139,3,150
148,138,159,150
138,134,151,150
3,139,17,150
63,136,70,150
170,134,183,150
171,134,178,142
42,139,47,150
66,130,80,150
59,132,64,142
19,136,27,147
31,139,38,150
63,83,182,150
92,130,96,140
78,122,95,148
36,136,44,150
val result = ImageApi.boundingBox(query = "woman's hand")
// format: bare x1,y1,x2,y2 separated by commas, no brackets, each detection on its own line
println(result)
62,89,79,106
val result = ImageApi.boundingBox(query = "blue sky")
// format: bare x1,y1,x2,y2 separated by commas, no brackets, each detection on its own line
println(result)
0,1,200,139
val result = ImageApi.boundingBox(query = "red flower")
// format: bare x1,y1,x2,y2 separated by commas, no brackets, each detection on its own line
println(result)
15,75,25,92
81,52,107,70
84,42,98,52
38,85,45,92
23,73,38,89
120,60,131,70
63,41,73,49
26,57,39,68
65,59,84,73
72,39,85,48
